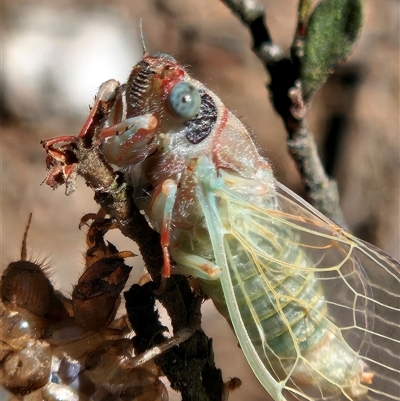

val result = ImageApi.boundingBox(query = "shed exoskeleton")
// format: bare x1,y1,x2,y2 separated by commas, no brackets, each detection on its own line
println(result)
0,215,169,401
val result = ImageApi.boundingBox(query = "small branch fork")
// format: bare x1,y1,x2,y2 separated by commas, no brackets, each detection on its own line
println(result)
220,0,347,228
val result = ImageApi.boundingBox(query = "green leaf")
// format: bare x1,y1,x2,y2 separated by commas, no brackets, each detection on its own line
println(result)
300,0,363,100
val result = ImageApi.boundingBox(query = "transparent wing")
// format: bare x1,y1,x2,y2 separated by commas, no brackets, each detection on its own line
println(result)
195,165,400,401
273,181,400,400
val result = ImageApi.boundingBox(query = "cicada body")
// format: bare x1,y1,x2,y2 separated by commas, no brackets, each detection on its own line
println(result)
93,53,399,401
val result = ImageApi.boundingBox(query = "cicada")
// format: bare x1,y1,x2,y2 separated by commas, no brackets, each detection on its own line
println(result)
52,52,400,401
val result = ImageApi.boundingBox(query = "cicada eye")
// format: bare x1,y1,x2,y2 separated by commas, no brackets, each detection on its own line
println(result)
167,82,201,120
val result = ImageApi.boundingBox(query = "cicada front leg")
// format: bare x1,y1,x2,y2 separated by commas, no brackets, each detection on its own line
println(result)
41,79,122,194
77,79,121,140
101,113,158,166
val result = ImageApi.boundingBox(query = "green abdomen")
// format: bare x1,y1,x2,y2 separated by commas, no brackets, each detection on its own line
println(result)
199,214,366,396
209,230,328,363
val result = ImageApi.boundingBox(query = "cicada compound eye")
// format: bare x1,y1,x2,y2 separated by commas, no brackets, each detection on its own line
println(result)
168,81,201,120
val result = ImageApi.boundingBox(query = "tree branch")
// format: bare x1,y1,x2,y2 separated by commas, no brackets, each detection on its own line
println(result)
220,0,347,228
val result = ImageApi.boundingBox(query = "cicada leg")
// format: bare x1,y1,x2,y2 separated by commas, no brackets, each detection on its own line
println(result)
171,249,221,280
42,136,77,159
78,79,121,139
148,179,178,278
101,114,158,166
146,172,222,280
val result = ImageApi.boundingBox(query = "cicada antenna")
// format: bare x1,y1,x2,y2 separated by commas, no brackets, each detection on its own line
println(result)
139,19,148,56
21,213,33,261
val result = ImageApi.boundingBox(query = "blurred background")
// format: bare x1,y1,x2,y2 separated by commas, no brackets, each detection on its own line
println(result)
1,0,399,400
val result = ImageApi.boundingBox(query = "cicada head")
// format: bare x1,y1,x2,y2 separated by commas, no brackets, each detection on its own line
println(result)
127,53,188,118
125,53,221,146
102,53,226,182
